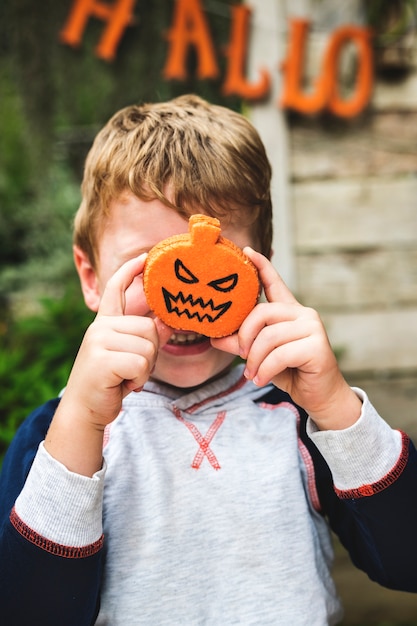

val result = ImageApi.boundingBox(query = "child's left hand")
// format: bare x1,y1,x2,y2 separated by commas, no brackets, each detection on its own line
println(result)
211,247,362,431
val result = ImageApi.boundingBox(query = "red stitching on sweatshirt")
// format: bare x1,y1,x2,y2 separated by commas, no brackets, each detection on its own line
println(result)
10,507,104,558
102,409,123,449
173,407,225,470
103,423,111,449
260,401,322,512
335,431,410,499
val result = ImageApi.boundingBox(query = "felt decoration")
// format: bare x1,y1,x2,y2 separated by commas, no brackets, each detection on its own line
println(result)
280,19,328,115
280,19,373,118
59,2,373,118
163,0,219,80
143,214,260,338
60,0,136,61
325,25,374,118
222,5,270,100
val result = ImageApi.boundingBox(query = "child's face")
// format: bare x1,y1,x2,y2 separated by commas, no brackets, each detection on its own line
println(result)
81,191,256,389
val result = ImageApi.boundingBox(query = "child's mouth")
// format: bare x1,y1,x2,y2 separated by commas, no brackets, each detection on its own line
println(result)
162,331,211,356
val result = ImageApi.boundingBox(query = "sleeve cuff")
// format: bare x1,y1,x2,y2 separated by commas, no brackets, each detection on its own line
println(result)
307,387,403,491
14,441,106,547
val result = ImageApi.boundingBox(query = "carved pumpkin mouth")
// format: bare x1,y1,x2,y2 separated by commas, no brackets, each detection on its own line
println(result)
162,288,232,323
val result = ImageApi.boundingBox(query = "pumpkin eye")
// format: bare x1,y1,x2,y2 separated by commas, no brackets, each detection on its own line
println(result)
174,259,199,284
208,273,238,293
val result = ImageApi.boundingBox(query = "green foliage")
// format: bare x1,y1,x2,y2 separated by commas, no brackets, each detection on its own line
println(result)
364,0,417,46
0,160,80,297
0,282,94,465
0,64,33,266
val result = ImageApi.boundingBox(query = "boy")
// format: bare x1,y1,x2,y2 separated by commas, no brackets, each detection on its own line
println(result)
1,94,416,626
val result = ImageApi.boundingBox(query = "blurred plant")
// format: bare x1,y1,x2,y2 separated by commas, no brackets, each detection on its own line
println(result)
0,158,81,302
0,65,33,268
364,0,417,46
0,281,94,466
364,0,417,72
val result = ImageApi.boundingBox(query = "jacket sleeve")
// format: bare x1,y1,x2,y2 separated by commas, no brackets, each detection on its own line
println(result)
302,391,417,593
260,385,417,593
0,399,104,626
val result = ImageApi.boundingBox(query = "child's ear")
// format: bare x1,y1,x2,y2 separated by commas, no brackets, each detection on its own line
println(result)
73,245,101,312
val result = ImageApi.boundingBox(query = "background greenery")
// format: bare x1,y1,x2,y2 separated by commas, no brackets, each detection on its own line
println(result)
0,0,242,464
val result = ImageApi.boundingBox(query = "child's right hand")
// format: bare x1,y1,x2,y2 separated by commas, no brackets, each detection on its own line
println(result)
44,254,171,476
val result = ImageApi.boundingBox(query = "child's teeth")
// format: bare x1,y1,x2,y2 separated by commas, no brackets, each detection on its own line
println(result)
169,332,202,345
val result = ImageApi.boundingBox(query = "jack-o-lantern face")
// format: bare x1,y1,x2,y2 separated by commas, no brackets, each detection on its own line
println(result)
143,214,259,337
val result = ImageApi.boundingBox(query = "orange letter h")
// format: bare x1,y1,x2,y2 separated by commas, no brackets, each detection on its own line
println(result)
60,0,137,61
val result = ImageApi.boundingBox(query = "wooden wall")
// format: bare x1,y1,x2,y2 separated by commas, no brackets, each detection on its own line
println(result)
288,40,417,375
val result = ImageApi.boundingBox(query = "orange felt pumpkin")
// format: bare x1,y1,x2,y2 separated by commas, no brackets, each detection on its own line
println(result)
143,214,259,337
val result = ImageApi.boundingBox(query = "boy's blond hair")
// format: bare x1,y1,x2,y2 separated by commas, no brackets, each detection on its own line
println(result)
74,94,273,268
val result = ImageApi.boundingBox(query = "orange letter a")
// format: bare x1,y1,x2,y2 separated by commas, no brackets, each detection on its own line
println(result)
163,0,218,80
60,0,137,62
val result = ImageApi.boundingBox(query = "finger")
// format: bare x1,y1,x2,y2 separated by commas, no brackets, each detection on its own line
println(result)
154,318,174,347
251,336,318,388
93,314,158,340
243,319,309,381
210,333,240,356
106,351,155,390
103,332,158,365
237,302,301,359
98,254,148,317
243,247,298,305
252,341,305,387
80,315,160,378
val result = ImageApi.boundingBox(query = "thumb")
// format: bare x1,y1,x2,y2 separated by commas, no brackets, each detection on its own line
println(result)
155,318,173,347
98,254,147,317
243,247,298,305
210,333,240,356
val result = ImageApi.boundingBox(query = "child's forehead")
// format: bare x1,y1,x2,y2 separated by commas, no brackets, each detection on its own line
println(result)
109,189,253,227
100,192,257,250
